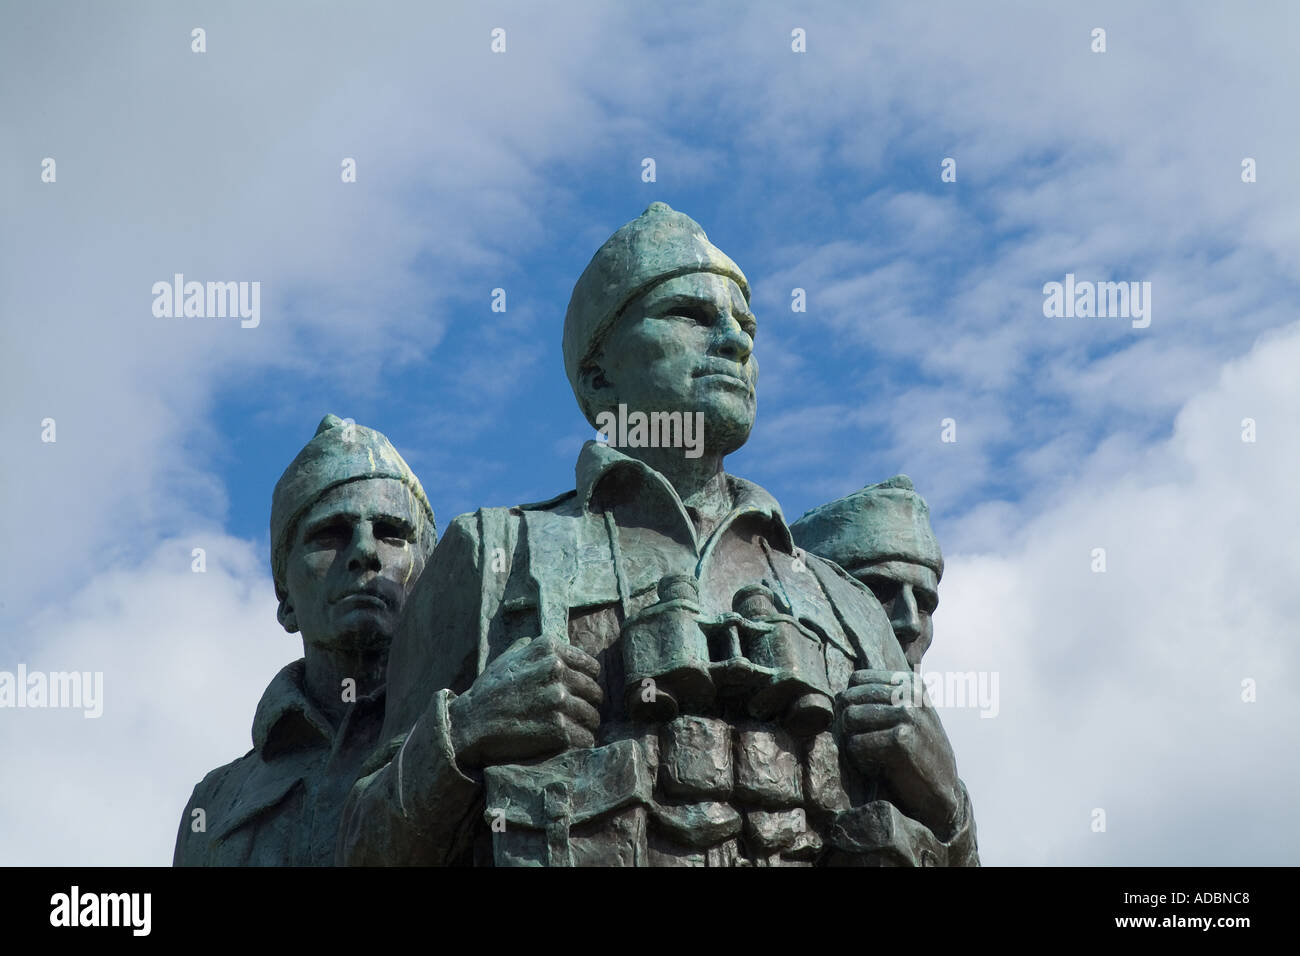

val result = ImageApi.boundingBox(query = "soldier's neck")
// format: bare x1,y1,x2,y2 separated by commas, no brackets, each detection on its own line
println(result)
303,641,388,727
624,446,729,512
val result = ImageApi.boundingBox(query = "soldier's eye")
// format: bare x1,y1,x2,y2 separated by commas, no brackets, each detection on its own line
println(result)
374,520,413,544
673,305,712,325
862,577,899,606
308,522,348,547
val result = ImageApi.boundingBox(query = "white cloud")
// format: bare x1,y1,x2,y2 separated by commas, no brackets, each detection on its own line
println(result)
930,322,1300,863
0,0,654,621
0,536,295,866
736,1,1300,522
2,0,1297,867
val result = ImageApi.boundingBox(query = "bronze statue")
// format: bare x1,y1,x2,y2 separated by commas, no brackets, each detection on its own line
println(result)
792,475,944,670
337,204,978,865
174,415,435,865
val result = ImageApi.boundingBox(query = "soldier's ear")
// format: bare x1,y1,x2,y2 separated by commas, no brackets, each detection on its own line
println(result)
277,597,299,634
578,359,614,408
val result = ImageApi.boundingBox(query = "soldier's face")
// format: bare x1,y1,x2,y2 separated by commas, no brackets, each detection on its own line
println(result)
597,272,758,456
283,478,425,652
856,561,938,669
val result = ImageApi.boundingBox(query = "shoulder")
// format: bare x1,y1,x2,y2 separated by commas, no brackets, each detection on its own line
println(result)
440,495,582,568
803,551,909,670
432,498,576,557
386,497,580,727
187,749,259,810
804,551,865,591
517,489,577,511
805,551,884,617
383,503,541,739
173,749,257,865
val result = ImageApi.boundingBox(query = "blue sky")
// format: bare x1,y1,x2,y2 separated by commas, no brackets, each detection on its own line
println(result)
2,0,1298,865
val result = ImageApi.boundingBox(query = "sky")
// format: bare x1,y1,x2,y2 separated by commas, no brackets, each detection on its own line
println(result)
1,0,1297,865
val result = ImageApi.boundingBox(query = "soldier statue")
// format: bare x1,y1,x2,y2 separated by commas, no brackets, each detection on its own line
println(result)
792,475,946,672
175,415,435,865
792,475,977,863
338,204,977,866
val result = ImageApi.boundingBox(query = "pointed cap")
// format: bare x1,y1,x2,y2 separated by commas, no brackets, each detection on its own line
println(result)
269,415,434,597
790,475,943,578
563,202,749,425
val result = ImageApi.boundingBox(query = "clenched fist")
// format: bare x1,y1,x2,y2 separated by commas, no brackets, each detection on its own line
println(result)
447,636,604,769
838,669,962,838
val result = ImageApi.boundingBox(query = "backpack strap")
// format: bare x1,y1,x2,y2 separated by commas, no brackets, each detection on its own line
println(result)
473,507,523,674
520,507,580,645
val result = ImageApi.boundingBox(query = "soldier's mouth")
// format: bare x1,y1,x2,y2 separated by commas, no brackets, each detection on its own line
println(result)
331,586,395,610
336,594,388,609
693,367,751,389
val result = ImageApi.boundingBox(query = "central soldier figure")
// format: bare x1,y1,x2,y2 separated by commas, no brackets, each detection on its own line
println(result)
339,203,978,866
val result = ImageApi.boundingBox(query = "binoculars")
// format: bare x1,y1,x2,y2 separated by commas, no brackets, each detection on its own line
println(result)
622,575,834,736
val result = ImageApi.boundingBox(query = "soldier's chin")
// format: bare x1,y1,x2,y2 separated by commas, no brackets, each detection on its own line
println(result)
322,611,395,652
904,632,933,670
699,401,755,456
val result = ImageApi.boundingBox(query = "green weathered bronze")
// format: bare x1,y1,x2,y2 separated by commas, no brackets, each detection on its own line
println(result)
174,415,435,865
337,204,978,866
791,475,944,670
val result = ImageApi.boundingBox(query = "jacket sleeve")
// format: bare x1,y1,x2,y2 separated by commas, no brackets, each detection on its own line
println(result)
336,689,483,865
825,778,979,867
942,778,980,866
173,781,209,867
336,512,489,865
173,759,240,868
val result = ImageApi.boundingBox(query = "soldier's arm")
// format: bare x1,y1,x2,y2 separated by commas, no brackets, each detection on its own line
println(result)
337,690,483,865
942,778,980,866
337,513,488,866
172,781,208,867
173,765,237,867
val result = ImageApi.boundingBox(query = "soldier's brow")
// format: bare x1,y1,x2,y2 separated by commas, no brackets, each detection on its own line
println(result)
650,291,756,324
303,510,413,529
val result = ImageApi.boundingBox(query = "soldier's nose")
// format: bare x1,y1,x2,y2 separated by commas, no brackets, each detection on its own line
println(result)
890,586,922,642
346,530,382,573
714,312,752,364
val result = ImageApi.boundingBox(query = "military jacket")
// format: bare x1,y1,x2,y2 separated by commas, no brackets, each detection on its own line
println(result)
339,442,978,866
174,659,386,866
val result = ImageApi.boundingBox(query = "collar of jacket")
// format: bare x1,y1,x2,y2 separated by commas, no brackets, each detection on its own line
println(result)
251,658,383,756
571,439,796,557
